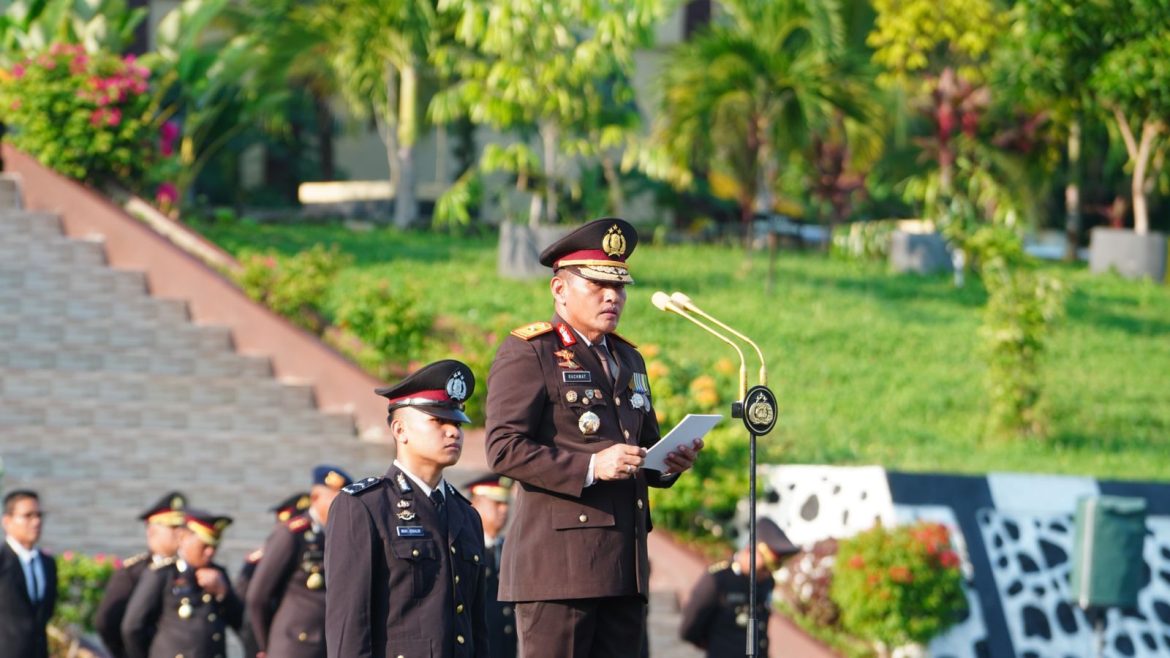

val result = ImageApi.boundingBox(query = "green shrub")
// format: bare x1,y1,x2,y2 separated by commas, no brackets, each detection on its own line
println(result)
830,521,967,650
334,279,434,372
775,538,842,628
52,551,116,633
234,245,351,335
831,220,898,261
0,44,164,194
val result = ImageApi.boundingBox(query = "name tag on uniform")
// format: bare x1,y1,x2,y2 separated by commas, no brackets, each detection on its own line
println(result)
396,526,428,537
563,371,592,383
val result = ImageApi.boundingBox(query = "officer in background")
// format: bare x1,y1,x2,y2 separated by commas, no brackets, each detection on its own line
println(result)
464,473,515,658
325,359,487,657
679,518,800,658
238,492,311,658
95,491,188,658
247,467,352,658
121,509,242,658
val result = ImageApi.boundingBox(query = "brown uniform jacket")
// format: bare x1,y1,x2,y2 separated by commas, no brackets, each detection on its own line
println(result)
246,513,327,658
324,467,488,658
120,560,242,658
485,315,678,603
94,552,151,658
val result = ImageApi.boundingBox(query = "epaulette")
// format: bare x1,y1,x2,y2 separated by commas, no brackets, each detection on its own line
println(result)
609,331,637,348
708,560,731,574
287,515,311,532
150,556,177,571
511,322,554,340
343,477,382,496
122,552,149,568
246,548,264,564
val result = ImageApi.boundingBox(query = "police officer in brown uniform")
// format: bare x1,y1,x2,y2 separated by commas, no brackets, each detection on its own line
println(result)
325,359,487,658
238,492,312,658
679,518,800,658
247,466,352,658
485,218,703,657
95,491,188,658
464,474,516,658
121,509,242,658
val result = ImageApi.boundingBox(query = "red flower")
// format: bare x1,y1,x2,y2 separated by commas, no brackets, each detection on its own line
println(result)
156,182,178,207
939,550,960,569
848,554,865,569
889,565,913,583
106,108,122,127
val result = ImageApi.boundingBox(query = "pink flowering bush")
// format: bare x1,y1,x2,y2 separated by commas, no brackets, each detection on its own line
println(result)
51,551,118,632
0,43,163,192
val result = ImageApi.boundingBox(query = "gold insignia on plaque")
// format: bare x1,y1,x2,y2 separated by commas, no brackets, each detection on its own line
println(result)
578,411,601,435
748,394,775,426
178,599,192,619
555,349,581,369
397,510,417,521
602,224,627,258
566,390,578,403
397,499,411,508
306,572,324,590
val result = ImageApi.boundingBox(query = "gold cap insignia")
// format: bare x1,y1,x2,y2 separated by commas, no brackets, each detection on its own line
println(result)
602,224,627,258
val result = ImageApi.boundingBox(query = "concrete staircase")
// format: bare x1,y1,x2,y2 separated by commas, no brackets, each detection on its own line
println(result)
0,178,390,566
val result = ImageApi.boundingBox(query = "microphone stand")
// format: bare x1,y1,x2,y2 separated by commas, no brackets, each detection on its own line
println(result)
652,292,778,657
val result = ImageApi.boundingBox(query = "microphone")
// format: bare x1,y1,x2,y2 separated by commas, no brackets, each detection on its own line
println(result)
670,292,767,386
652,291,748,402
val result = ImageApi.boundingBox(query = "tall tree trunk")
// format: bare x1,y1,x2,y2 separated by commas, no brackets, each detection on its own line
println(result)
379,62,401,202
1112,107,1161,235
394,62,419,230
539,120,559,227
1063,118,1082,261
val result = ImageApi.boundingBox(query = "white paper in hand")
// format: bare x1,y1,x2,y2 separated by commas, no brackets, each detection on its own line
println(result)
643,414,722,471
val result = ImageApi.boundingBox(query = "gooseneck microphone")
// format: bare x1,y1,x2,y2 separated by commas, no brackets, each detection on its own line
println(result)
651,291,747,402
670,291,767,386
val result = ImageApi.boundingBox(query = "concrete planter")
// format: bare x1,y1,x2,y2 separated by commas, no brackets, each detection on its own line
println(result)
889,230,953,275
1089,227,1167,283
498,222,573,280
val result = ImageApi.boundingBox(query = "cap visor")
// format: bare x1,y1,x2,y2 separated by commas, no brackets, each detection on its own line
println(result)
573,265,633,284
420,406,472,424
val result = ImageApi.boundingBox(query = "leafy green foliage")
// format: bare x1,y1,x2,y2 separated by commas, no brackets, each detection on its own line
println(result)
0,44,162,192
234,244,351,335
831,522,966,647
334,279,434,374
51,551,116,633
868,0,1005,91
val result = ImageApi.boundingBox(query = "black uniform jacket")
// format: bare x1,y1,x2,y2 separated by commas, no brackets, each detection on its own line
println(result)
324,466,488,658
0,542,57,658
482,537,516,658
247,512,328,658
485,315,677,602
95,552,151,658
120,559,243,658
679,561,773,658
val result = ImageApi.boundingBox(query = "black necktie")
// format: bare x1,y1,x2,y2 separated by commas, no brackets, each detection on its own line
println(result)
594,343,617,385
430,489,448,529
29,554,40,604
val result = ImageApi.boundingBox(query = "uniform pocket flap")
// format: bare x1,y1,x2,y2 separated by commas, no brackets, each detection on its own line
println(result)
391,539,438,561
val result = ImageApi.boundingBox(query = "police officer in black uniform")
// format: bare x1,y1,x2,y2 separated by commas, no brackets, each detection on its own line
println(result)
238,491,311,658
121,509,242,658
325,359,488,658
95,491,188,658
463,473,516,658
679,518,800,658
247,467,352,658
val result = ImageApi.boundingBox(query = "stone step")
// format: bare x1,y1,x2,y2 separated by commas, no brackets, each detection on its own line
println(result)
0,210,63,237
0,266,147,296
0,344,270,377
0,367,316,410
0,235,106,267
0,293,190,324
0,177,22,209
0,317,234,352
0,398,355,436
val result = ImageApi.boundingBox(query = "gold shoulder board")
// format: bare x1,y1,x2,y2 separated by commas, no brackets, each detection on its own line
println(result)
150,557,177,571
511,322,554,340
708,560,730,574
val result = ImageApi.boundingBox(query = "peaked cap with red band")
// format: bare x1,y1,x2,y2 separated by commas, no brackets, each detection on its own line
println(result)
184,508,233,547
269,491,311,522
138,490,188,527
375,359,475,424
539,217,638,284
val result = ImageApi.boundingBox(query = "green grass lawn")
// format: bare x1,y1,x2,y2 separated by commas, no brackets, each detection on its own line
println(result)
194,219,1170,481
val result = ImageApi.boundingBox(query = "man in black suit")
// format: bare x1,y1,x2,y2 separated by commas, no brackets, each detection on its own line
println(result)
1,489,57,658
94,491,188,658
325,359,488,657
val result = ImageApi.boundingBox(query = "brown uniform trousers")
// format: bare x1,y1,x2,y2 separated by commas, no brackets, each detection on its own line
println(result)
247,513,328,658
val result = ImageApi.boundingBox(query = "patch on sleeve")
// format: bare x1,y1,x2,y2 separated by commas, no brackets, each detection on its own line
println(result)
287,516,311,532
342,477,382,496
511,322,554,340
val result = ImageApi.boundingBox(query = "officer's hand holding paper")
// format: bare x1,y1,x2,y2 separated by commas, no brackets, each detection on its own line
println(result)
644,414,722,472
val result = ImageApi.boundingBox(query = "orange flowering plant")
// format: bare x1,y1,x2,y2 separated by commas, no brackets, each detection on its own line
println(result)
52,551,118,633
829,521,967,648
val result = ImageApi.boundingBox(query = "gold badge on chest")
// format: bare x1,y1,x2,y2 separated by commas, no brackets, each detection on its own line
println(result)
578,411,601,435
178,598,193,619
306,571,324,590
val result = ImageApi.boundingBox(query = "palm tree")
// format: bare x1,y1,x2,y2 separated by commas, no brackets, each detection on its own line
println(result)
653,0,877,245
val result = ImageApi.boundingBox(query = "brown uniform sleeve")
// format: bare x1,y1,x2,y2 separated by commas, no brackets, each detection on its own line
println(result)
485,337,593,497
95,562,137,655
121,566,166,658
325,492,376,658
246,525,297,651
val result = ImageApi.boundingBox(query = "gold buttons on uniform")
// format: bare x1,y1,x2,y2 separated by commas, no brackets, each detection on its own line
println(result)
579,514,588,523
202,593,212,603
615,397,622,406
212,633,222,641
473,554,480,563
412,548,420,557
505,624,514,634
450,545,456,554
299,632,308,641
456,603,464,613
624,429,630,440
457,635,465,645
455,575,461,584
208,613,217,622
637,499,644,509
503,606,513,616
